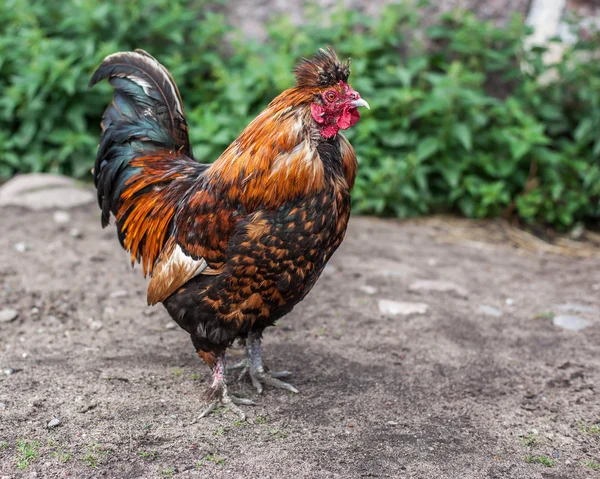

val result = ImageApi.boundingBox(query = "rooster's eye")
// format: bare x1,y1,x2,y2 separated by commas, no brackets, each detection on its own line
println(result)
324,91,337,102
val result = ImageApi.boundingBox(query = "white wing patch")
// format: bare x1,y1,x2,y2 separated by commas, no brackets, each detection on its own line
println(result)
147,241,207,305
114,72,153,96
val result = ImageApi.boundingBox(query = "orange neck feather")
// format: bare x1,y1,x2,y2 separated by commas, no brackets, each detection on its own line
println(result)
205,87,337,210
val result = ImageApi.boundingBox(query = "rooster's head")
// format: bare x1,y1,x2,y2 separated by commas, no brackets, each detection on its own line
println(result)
293,47,370,139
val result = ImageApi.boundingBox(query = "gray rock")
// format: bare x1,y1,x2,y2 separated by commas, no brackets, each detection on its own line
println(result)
378,299,429,316
47,417,61,428
14,242,31,253
0,402,6,409
323,264,339,275
409,280,469,298
0,308,18,323
89,319,103,331
478,305,503,318
552,315,591,331
359,285,377,295
109,290,129,299
165,322,177,330
554,303,599,314
52,210,71,224
0,173,94,210
69,228,83,239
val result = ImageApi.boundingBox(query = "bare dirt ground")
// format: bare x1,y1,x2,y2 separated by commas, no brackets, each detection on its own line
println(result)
1,203,599,478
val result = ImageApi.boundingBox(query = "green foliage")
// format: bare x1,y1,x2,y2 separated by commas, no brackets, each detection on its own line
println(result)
1,0,599,229
15,439,40,470
584,459,600,471
524,455,556,467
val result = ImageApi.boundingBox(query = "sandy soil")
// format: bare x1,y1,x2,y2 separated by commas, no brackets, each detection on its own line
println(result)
0,204,599,478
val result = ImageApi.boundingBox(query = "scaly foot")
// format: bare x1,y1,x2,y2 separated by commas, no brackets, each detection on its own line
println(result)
228,334,299,394
196,355,256,420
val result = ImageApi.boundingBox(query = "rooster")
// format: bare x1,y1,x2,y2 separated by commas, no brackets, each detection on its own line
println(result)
89,47,369,418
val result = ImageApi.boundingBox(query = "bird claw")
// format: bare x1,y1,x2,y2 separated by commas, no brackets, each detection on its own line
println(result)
196,391,256,421
232,358,299,394
197,385,256,421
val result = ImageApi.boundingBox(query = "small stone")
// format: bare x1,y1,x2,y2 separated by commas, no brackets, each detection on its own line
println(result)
552,315,591,331
569,224,585,240
14,242,30,253
409,280,468,298
47,417,61,428
478,305,503,318
4,368,19,375
0,173,94,210
359,285,377,295
505,298,514,306
89,319,104,331
31,307,40,315
378,299,429,316
165,322,177,330
386,421,398,425
323,264,338,275
554,303,599,313
21,352,28,359
0,402,6,409
109,290,129,299
70,228,83,239
0,308,18,323
53,210,71,224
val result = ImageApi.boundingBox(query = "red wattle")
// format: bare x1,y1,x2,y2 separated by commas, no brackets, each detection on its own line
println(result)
337,107,360,130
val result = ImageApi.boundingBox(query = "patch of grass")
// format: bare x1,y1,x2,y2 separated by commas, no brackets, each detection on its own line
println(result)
15,439,40,470
255,415,269,424
233,419,248,428
583,459,600,471
579,422,600,435
212,427,226,437
521,433,537,447
83,442,110,468
0,440,7,452
189,373,201,381
532,312,554,320
159,467,175,477
138,450,157,460
142,424,152,431
51,443,72,464
524,455,555,467
172,368,183,377
271,429,288,439
204,454,226,467
211,406,229,416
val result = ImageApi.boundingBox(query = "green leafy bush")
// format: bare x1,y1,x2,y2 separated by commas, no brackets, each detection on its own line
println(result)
0,0,599,229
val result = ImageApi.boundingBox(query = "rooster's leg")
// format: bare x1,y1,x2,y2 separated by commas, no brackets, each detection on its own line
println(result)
197,354,255,420
229,331,299,394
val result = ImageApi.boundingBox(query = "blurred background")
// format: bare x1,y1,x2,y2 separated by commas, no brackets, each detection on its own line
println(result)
1,0,599,231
